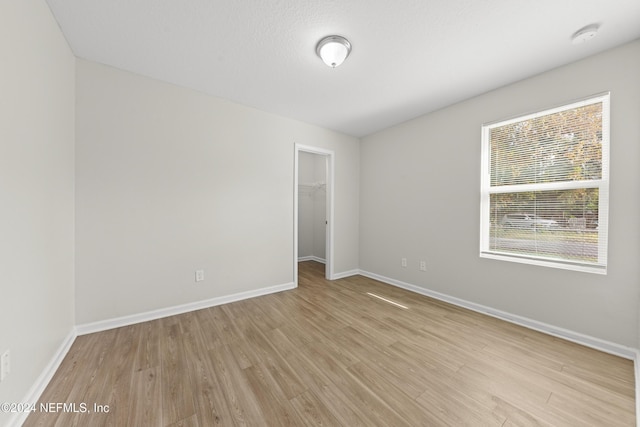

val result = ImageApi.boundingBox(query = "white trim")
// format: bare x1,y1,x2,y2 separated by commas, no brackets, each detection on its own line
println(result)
332,269,360,280
482,92,611,128
295,258,358,280
76,282,295,335
480,252,606,275
488,179,607,194
11,281,294,426
294,144,335,285
298,256,326,264
479,93,610,275
636,350,640,427
8,329,77,427
358,269,636,360
12,273,639,427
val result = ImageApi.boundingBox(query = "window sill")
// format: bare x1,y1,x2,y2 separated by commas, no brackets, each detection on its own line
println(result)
480,251,607,275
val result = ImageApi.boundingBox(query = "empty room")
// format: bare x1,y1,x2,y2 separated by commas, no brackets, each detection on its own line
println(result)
2,0,640,425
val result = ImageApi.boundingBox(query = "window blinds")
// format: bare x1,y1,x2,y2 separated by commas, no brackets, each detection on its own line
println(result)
481,94,609,273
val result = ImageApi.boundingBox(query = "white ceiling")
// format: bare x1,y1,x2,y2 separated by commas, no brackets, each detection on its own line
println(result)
45,0,640,137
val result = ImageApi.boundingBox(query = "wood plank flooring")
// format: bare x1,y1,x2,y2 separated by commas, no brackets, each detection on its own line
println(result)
25,261,635,426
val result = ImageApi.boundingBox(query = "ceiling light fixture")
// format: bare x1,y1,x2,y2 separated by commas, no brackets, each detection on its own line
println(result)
316,35,351,68
571,24,600,45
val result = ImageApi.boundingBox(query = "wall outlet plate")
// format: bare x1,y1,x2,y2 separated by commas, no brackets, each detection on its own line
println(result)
195,270,205,282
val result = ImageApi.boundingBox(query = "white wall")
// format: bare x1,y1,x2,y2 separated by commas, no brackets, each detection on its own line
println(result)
360,39,640,348
75,60,359,324
0,0,76,424
298,152,327,261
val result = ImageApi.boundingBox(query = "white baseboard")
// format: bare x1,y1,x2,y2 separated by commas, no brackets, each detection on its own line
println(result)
298,256,326,264
76,281,295,335
10,282,294,425
10,272,640,426
8,329,77,427
331,269,360,280
359,269,637,360
296,257,357,281
635,350,640,427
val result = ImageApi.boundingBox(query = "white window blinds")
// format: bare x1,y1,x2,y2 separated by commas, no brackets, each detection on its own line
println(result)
480,94,610,274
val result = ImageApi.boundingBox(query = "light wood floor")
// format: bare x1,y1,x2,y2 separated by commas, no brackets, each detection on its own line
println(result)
25,261,635,426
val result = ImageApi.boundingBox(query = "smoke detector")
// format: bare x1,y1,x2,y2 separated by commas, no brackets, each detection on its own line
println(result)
571,24,600,45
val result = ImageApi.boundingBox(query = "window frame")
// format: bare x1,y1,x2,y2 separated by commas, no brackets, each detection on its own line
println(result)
479,93,610,274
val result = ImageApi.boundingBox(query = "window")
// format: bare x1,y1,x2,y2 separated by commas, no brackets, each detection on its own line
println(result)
480,93,609,274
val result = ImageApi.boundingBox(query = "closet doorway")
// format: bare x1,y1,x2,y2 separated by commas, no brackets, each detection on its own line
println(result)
294,144,334,286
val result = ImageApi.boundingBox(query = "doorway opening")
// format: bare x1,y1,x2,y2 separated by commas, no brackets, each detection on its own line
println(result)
294,144,334,286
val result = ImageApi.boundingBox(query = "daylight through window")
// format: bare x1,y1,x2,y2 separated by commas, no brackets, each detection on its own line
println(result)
480,93,609,274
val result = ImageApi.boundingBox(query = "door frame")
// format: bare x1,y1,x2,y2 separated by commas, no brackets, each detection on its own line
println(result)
294,144,335,286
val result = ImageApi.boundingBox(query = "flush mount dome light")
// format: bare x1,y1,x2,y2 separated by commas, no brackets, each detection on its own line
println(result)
571,24,600,45
316,35,351,68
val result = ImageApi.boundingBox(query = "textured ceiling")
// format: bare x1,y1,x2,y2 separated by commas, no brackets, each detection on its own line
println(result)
46,0,640,137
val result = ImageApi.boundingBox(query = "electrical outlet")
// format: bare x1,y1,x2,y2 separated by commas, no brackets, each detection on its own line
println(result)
195,270,205,282
1,349,10,382
419,261,427,271
401,258,407,268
